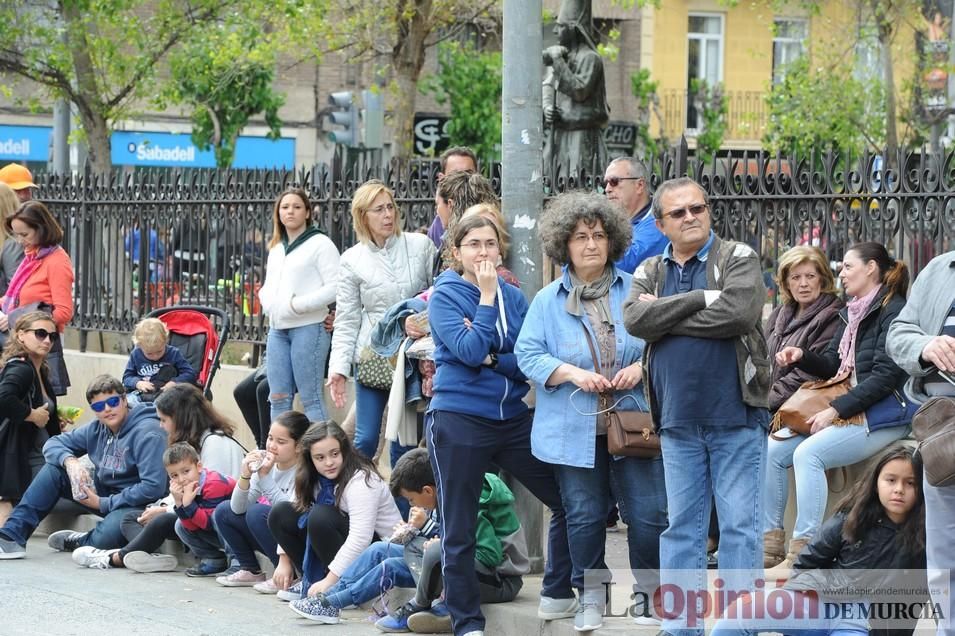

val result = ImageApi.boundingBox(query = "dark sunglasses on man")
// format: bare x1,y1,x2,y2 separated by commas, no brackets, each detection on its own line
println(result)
663,203,708,220
25,328,59,343
603,176,643,188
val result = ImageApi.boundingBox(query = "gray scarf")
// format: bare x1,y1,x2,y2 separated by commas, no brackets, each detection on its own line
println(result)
566,266,614,325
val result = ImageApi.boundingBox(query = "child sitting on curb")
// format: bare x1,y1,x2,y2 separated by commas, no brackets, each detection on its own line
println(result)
165,442,236,576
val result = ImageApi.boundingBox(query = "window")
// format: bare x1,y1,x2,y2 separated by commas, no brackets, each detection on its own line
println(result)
687,13,724,130
772,18,807,84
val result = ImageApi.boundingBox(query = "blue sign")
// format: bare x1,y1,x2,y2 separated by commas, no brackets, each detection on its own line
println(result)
0,125,52,161
111,131,295,168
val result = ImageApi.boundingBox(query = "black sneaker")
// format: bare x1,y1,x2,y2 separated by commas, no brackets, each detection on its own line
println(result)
47,530,87,552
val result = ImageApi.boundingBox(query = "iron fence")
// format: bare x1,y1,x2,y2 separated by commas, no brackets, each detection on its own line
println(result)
34,140,955,349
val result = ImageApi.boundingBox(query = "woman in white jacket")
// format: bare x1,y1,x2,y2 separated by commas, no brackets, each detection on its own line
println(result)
259,188,340,422
326,180,436,466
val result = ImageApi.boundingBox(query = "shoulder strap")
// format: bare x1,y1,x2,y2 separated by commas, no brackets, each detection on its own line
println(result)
579,322,602,376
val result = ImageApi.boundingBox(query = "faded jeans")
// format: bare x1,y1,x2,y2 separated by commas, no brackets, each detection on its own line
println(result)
658,422,767,636
763,424,908,539
266,322,329,422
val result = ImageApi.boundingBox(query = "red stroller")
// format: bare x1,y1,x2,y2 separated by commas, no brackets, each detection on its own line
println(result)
145,305,230,399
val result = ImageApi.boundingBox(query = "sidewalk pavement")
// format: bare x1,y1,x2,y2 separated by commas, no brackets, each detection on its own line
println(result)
3,532,650,636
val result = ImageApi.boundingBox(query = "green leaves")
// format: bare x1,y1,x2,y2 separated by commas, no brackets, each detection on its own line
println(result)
421,40,502,163
689,78,727,162
763,57,885,157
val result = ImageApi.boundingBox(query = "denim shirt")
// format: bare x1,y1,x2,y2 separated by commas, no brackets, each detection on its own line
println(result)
514,267,648,468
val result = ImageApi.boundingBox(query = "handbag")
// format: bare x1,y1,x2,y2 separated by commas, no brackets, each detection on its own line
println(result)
911,371,955,487
355,345,397,391
579,323,661,458
770,370,862,439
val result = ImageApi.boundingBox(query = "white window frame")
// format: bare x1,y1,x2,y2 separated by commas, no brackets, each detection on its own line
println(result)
686,12,725,132
772,17,808,85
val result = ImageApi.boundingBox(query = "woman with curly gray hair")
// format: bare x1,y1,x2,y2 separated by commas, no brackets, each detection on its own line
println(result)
515,191,667,631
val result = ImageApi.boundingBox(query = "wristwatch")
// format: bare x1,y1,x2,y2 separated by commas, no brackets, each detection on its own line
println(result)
487,352,499,369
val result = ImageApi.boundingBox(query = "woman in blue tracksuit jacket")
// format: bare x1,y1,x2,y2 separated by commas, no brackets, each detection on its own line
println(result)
427,214,574,636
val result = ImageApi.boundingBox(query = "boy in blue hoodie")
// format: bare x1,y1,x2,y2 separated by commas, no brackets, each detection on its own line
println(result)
0,375,168,559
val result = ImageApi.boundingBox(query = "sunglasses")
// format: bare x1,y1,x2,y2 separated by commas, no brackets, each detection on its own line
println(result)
603,176,642,188
90,395,123,413
663,203,708,220
25,328,59,342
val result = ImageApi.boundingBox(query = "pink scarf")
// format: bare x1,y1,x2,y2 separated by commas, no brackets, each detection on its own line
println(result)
1,246,56,314
836,283,882,376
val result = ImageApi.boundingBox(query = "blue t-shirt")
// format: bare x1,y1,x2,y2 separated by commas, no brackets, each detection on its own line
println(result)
649,235,767,429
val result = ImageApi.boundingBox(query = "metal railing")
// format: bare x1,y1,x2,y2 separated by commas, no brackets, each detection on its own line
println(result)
34,140,955,348
660,89,768,142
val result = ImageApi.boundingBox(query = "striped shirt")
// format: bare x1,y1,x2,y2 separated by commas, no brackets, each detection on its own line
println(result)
925,300,955,397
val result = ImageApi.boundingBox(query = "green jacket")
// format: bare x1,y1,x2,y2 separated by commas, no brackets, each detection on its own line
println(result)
475,473,530,576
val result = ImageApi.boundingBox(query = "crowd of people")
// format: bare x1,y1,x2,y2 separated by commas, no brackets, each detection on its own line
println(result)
0,150,951,636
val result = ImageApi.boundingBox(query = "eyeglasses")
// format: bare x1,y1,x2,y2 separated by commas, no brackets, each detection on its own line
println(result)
459,239,499,251
570,231,608,244
90,395,123,412
603,176,643,188
662,203,708,220
368,203,396,215
25,328,59,342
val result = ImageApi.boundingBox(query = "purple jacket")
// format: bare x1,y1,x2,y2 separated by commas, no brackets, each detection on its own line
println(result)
765,293,844,411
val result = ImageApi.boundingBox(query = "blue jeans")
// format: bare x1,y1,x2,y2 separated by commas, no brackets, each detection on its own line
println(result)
553,443,667,602
353,381,417,466
266,322,330,422
213,501,277,570
926,481,955,636
0,463,142,549
763,424,908,538
710,590,868,636
324,541,415,609
658,422,767,636
174,516,227,563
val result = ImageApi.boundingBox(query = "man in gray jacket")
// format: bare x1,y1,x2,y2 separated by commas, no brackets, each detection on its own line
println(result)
886,250,955,636
623,177,769,636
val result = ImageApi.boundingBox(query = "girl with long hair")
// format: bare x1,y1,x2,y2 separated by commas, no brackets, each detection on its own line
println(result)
270,421,401,620
259,187,340,422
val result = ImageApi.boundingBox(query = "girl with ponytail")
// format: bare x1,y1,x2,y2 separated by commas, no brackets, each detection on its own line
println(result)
763,242,912,574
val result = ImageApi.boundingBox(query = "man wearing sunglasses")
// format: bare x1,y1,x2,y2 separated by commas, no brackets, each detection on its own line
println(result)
623,177,770,636
0,375,168,559
603,156,669,274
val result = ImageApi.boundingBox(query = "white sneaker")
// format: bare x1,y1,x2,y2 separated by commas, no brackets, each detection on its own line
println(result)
633,615,662,626
122,551,178,573
538,595,579,620
460,632,485,636
253,577,280,594
72,546,118,569
276,580,303,602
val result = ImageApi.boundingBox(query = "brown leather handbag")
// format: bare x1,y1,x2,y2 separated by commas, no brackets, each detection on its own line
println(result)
911,373,955,487
770,370,862,439
580,324,661,458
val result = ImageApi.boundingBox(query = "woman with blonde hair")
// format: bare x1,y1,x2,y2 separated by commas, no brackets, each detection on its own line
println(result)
327,180,437,465
765,246,844,412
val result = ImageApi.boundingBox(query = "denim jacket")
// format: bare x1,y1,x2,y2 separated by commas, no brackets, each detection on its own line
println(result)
514,267,647,468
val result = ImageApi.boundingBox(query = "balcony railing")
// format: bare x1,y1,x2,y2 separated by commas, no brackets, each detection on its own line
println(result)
660,89,768,144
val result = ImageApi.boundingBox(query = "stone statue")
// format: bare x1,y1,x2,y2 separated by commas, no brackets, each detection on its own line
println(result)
543,0,610,183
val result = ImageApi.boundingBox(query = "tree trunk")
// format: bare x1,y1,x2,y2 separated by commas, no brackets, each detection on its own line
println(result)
390,0,433,161
62,2,113,175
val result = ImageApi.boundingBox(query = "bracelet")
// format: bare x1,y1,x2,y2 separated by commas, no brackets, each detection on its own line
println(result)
239,474,251,481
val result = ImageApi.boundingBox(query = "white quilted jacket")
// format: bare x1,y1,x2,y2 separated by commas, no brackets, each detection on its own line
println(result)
328,232,437,377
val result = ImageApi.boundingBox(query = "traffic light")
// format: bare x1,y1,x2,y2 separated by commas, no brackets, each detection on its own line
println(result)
328,91,358,147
